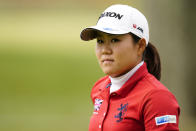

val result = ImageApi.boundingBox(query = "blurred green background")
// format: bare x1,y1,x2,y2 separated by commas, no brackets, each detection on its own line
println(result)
0,0,195,131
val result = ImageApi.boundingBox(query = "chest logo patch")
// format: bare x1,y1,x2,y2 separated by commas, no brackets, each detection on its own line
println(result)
94,98,103,111
114,103,128,122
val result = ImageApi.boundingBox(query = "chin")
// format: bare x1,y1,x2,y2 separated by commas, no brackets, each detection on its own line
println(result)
102,67,117,77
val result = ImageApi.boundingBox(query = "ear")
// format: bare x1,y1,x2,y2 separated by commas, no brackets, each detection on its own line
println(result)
137,38,146,56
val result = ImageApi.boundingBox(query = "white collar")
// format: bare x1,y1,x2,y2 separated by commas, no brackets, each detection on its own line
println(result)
109,61,144,94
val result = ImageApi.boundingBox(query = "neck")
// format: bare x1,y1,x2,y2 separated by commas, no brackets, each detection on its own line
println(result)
109,61,144,94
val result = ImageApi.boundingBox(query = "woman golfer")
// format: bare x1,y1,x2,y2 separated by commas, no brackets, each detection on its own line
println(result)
80,4,180,131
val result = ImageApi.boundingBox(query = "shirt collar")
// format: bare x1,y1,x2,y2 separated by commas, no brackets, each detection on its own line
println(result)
112,62,148,97
109,61,144,94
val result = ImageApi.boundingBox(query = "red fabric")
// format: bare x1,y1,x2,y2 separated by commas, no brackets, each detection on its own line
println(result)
89,63,180,131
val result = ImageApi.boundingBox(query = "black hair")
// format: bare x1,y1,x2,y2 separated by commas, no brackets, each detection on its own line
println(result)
130,33,161,80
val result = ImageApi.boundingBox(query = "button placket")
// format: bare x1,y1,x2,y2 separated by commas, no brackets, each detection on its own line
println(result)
97,82,111,131
98,101,108,131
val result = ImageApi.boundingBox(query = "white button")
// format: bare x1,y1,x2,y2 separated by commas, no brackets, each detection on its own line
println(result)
99,125,101,128
103,112,106,116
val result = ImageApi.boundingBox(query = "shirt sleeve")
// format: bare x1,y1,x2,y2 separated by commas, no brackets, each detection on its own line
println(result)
141,89,180,131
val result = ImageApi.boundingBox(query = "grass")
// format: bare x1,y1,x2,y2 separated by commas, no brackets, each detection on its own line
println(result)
0,8,105,131
0,47,105,131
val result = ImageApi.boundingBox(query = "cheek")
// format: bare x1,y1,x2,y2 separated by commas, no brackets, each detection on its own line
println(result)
95,47,101,62
114,46,137,68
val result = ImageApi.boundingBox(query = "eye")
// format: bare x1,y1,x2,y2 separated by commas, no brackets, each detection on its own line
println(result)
97,39,104,44
111,38,120,43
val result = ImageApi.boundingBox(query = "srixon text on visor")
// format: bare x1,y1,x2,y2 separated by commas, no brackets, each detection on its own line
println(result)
99,12,124,20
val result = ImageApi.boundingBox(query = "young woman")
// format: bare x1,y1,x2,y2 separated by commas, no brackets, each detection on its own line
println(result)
80,4,180,131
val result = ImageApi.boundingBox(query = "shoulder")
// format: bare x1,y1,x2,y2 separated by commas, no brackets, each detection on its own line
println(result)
90,76,110,100
137,73,179,107
135,73,172,97
132,73,180,115
137,74,180,130
93,75,109,88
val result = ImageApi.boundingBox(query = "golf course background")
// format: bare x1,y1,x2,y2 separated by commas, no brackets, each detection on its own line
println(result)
0,0,195,130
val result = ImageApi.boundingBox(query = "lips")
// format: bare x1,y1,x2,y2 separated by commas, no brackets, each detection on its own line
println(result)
101,58,114,64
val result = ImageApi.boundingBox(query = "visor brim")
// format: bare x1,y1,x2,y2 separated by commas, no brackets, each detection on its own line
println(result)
80,26,129,41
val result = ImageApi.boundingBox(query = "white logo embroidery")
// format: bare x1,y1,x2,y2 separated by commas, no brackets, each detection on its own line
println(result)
155,115,176,125
94,98,103,111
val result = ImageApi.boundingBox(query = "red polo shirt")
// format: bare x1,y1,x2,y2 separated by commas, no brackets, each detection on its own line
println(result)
89,63,180,131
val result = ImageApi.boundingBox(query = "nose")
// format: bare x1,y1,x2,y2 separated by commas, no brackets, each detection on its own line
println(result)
101,42,112,55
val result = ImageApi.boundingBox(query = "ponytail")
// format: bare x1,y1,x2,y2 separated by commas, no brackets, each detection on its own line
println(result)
130,33,161,80
143,42,161,80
